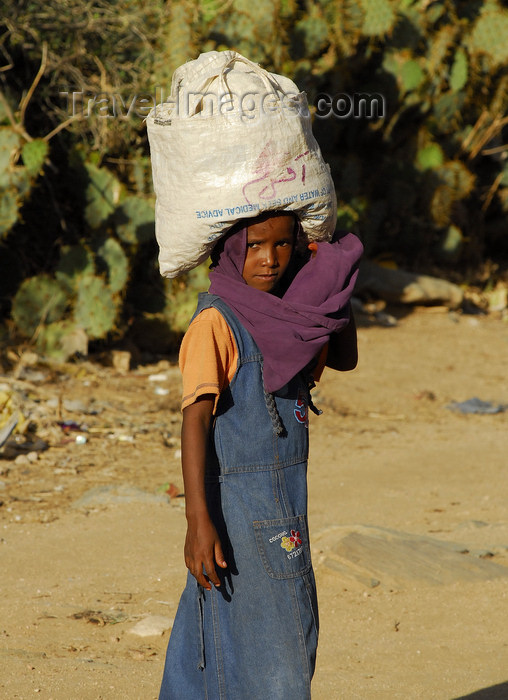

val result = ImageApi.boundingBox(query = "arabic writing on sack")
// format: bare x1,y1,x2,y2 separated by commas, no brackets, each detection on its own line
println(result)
194,141,331,221
242,142,310,205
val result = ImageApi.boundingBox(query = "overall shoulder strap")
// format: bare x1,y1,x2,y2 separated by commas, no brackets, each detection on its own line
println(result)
196,294,284,435
191,293,259,361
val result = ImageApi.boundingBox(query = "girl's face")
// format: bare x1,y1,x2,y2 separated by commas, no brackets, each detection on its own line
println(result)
242,215,295,293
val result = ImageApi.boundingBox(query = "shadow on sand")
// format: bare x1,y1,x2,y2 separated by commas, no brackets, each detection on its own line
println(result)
452,682,508,699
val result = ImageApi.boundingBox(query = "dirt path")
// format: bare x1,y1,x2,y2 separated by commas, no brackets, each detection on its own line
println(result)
1,308,507,699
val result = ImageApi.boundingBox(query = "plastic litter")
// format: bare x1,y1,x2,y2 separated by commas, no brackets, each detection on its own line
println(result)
1,435,49,459
446,397,507,415
58,420,88,433
148,373,169,382
0,415,18,449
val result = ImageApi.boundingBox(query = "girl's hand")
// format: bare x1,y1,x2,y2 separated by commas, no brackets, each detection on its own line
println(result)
308,242,318,258
184,515,227,590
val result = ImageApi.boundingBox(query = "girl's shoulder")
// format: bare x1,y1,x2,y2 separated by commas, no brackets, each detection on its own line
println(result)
185,306,234,344
180,306,239,412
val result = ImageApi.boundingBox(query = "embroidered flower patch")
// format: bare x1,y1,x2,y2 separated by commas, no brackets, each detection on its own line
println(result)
280,529,302,552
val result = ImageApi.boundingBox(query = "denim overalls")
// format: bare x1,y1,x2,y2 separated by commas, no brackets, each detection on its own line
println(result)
159,293,319,700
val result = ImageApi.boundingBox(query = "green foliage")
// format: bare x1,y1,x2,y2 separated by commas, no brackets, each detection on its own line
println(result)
0,128,20,182
21,139,49,177
114,196,155,244
468,8,508,67
74,276,118,338
436,161,476,200
95,237,129,293
35,321,83,362
400,59,425,92
11,275,68,336
295,5,330,58
166,1,196,74
426,25,457,80
0,128,31,237
56,245,96,288
164,263,210,334
84,162,121,229
12,232,130,354
436,225,463,262
416,144,444,171
359,0,397,37
449,48,468,92
2,0,508,354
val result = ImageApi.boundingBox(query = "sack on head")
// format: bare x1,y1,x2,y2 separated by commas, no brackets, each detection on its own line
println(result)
147,51,337,278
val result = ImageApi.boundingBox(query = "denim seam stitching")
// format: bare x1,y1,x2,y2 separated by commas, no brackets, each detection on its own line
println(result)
210,588,226,700
218,456,308,474
291,577,313,697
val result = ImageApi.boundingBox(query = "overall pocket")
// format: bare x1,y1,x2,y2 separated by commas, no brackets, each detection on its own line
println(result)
253,515,312,580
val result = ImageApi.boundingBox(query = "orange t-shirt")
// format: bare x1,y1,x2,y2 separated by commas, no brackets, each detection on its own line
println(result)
179,307,327,412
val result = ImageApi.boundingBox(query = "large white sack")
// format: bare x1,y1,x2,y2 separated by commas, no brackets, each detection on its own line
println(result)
147,51,337,278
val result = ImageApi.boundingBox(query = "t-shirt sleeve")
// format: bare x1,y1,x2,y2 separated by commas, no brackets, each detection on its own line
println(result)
179,307,238,412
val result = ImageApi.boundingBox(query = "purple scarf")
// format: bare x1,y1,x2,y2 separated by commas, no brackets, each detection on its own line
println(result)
208,225,363,392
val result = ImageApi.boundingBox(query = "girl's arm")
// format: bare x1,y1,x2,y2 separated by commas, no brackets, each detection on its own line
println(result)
326,310,358,371
181,394,227,590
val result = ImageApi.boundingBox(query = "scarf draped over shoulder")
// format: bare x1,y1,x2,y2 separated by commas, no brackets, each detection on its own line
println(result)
208,224,363,393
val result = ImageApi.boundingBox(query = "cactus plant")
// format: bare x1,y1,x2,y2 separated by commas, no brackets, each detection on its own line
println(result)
36,321,87,361
21,139,48,177
56,245,96,289
359,0,397,37
114,196,155,245
0,127,31,237
294,5,330,58
468,7,508,67
426,24,458,81
449,48,468,92
2,0,508,353
0,128,20,186
164,262,210,334
74,276,118,339
84,162,121,230
11,275,68,337
95,237,129,293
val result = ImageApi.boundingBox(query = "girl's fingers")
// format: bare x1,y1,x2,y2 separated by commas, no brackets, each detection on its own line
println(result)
199,571,213,590
308,242,318,258
215,542,227,568
205,560,221,587
191,566,211,590
186,558,212,590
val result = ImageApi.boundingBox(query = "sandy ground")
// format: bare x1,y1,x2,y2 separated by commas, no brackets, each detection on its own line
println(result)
1,306,508,700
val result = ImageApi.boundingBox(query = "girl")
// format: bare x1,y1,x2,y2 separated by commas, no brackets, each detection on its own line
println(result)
159,212,362,699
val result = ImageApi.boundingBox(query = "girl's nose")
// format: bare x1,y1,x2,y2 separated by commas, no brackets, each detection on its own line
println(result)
263,246,278,267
